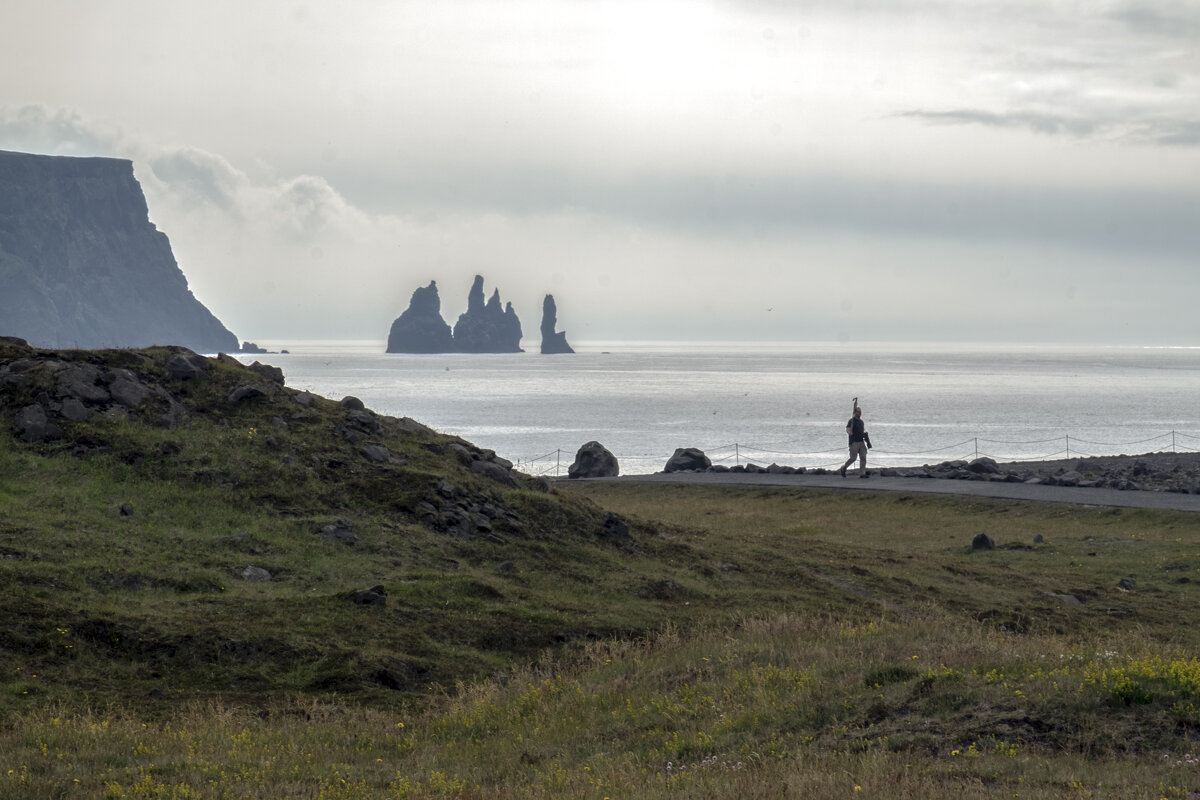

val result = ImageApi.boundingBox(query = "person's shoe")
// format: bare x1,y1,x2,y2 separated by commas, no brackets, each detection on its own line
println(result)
839,467,846,477
860,471,871,479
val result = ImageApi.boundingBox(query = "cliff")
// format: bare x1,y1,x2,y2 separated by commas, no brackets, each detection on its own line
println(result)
0,150,238,353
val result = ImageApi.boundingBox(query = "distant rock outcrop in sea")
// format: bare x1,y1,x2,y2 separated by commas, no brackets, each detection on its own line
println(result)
386,281,455,353
385,275,525,354
539,294,574,354
452,275,523,353
0,150,239,353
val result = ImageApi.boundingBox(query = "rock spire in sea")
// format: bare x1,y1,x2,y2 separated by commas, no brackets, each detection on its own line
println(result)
385,280,454,353
452,275,523,353
539,294,574,354
385,275,526,354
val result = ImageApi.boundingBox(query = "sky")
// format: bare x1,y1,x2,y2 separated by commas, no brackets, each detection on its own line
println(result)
1,0,1198,346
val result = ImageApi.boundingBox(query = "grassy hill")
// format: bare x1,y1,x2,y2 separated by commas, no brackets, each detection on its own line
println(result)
2,339,1200,798
0,337,677,710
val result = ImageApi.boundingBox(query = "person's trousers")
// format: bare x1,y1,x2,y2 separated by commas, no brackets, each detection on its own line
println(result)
842,441,868,475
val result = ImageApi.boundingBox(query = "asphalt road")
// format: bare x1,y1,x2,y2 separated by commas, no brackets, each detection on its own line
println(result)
582,471,1200,513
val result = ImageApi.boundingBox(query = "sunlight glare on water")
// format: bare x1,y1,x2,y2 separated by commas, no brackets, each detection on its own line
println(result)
245,340,1200,476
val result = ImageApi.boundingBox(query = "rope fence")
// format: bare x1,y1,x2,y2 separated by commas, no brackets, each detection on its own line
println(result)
512,430,1200,477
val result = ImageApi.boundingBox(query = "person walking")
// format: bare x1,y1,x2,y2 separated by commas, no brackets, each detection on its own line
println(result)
840,401,871,478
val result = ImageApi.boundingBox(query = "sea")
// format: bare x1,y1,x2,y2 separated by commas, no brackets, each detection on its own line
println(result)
237,340,1200,477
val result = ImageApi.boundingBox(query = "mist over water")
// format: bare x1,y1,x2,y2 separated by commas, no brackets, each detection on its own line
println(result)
243,341,1200,476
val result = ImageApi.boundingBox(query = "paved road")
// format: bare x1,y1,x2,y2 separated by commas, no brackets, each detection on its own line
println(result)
583,471,1200,513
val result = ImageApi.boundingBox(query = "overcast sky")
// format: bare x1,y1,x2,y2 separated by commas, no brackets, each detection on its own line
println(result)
2,0,1198,346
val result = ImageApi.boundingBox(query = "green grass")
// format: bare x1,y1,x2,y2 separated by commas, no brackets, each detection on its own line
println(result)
3,343,1200,797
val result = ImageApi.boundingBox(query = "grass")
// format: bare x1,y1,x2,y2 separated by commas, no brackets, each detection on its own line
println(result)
3,343,1200,797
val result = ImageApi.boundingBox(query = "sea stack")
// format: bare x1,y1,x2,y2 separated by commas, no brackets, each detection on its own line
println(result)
385,275,524,354
385,281,454,353
539,294,574,354
0,150,239,353
451,275,523,353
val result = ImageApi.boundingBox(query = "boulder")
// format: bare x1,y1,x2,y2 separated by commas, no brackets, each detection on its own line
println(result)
568,441,620,479
345,408,381,434
350,585,387,606
1056,471,1083,487
664,447,711,473
471,459,518,486
292,390,319,408
108,377,150,408
971,532,995,551
399,416,434,436
967,457,1001,475
165,352,208,380
59,397,91,422
227,384,271,404
56,364,110,404
241,566,272,582
317,518,356,545
599,511,631,541
247,361,285,384
14,404,59,442
360,444,391,463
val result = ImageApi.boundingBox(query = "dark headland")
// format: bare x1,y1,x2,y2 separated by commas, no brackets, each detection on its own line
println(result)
0,150,239,353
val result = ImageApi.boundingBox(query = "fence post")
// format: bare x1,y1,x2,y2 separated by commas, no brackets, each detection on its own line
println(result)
974,438,979,460
556,449,561,477
1173,430,1177,453
735,443,740,466
1065,435,1070,460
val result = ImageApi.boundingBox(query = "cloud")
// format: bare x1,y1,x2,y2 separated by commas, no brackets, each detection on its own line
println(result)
270,175,366,240
899,107,1200,148
328,155,1200,260
0,105,124,156
0,105,398,337
898,109,1098,138
148,148,246,214
1,7,1197,355
1107,1,1200,38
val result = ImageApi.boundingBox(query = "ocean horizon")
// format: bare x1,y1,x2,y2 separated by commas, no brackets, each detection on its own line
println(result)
238,340,1200,476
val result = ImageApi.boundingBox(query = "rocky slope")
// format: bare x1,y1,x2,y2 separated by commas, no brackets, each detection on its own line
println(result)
0,335,642,704
0,335,629,544
0,150,238,353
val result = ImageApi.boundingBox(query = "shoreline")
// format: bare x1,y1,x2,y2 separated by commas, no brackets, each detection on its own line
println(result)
994,450,1200,473
610,450,1200,497
861,450,1200,495
586,449,1200,512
